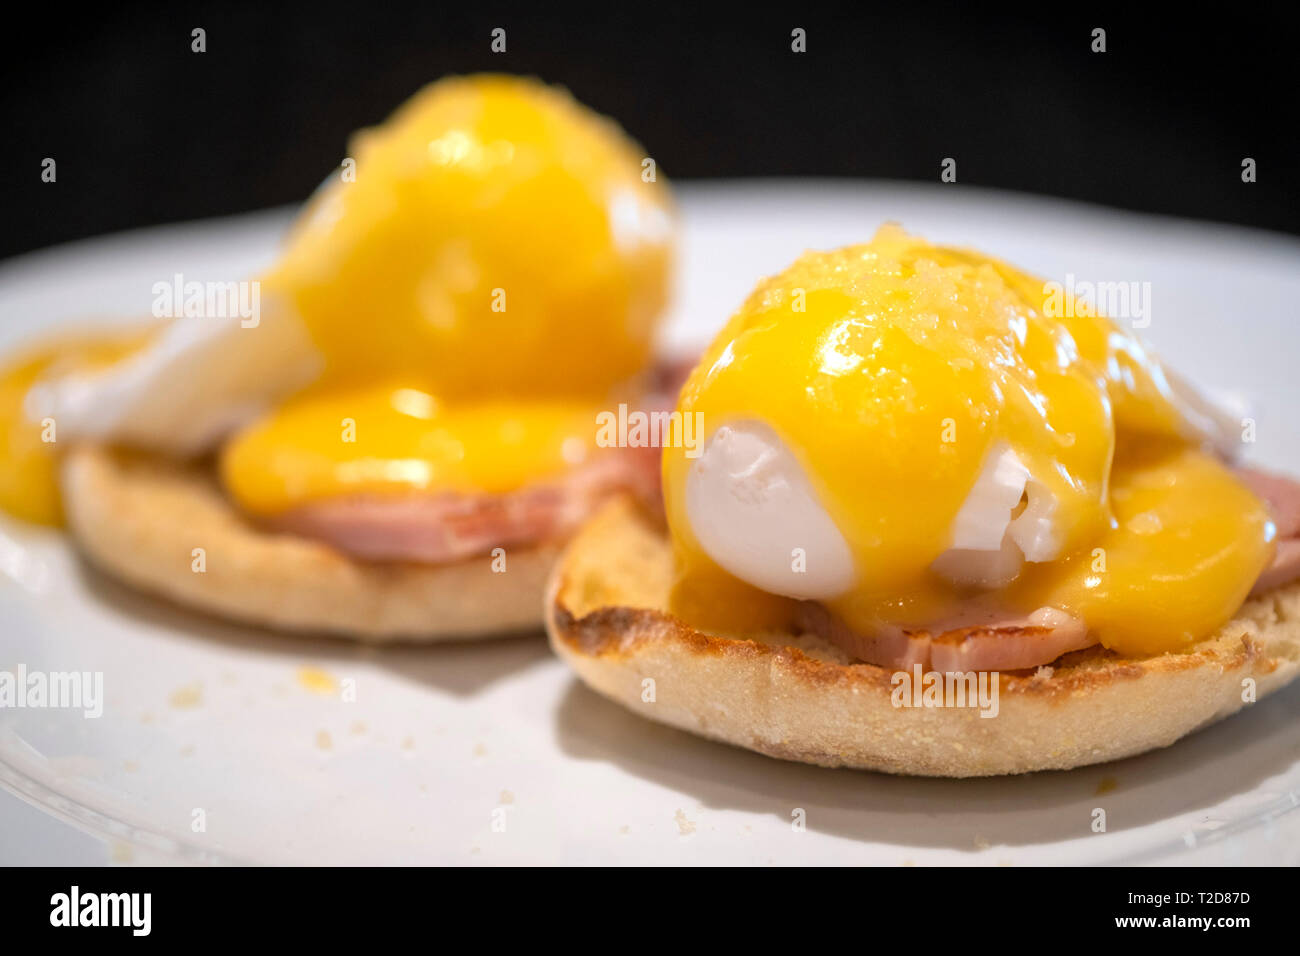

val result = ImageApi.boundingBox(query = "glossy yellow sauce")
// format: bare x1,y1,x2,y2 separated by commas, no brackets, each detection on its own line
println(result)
225,74,672,510
0,331,153,525
221,382,602,514
1006,441,1272,655
262,73,674,400
663,228,1273,656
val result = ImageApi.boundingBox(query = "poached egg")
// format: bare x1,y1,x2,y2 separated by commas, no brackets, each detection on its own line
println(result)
664,226,1273,657
3,74,674,526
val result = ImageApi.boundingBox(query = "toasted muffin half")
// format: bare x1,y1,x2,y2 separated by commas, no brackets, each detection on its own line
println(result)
546,497,1300,776
62,444,559,640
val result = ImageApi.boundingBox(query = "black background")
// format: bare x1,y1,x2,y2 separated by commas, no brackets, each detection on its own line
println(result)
2,2,1296,260
6,867,1277,937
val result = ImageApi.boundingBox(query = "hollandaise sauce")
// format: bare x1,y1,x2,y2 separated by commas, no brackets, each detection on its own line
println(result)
220,384,603,514
262,74,673,400
0,331,153,526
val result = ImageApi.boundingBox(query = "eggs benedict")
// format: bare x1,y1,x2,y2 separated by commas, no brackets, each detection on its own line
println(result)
547,226,1300,775
0,74,675,639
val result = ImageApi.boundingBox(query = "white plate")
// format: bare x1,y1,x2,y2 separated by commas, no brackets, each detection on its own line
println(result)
2,181,1299,865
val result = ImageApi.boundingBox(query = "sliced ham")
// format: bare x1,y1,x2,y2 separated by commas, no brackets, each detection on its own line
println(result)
1238,465,1300,596
1251,538,1300,597
1236,467,1300,537
926,614,1094,672
798,601,1095,672
797,603,932,669
258,357,697,564
269,446,658,563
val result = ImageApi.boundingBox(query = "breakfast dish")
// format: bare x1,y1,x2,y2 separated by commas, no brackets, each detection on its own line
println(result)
547,226,1300,775
2,183,1296,861
0,75,675,639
